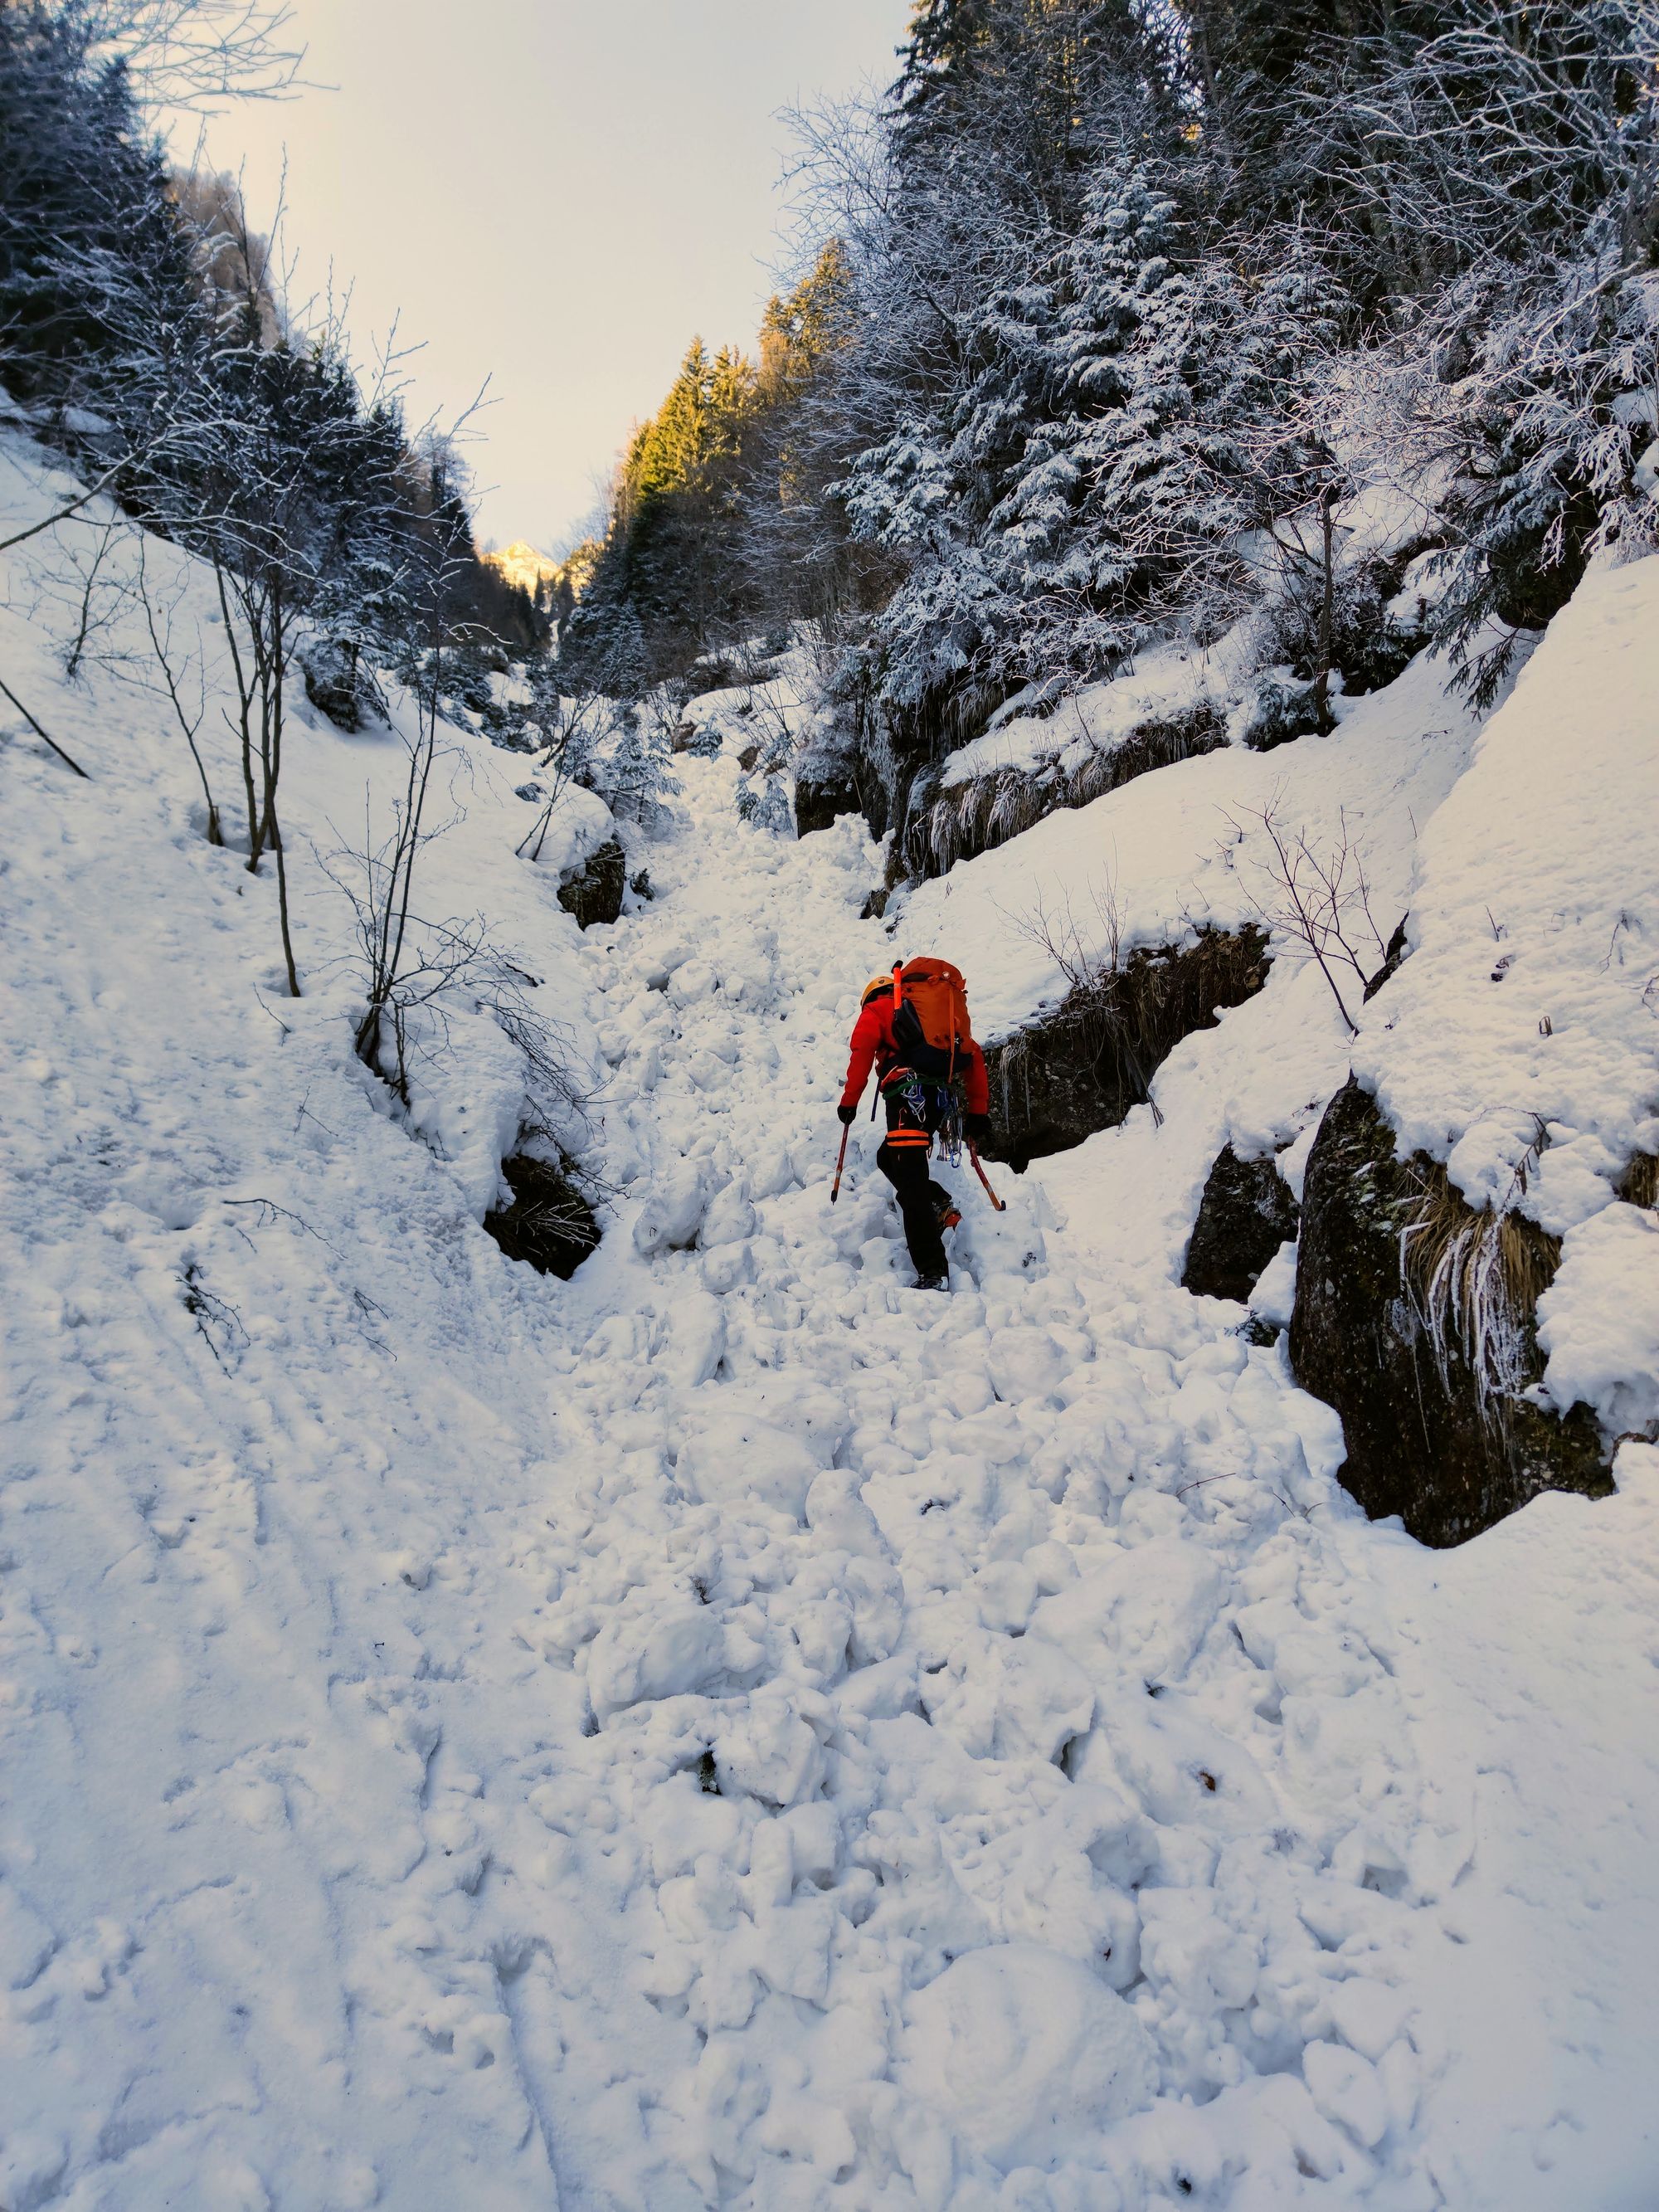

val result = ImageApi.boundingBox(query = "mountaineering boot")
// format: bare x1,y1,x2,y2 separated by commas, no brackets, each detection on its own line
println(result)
915,1272,949,1292
934,1196,961,1233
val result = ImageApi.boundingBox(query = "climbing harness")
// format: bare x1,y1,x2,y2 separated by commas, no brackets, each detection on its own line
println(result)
879,1066,964,1162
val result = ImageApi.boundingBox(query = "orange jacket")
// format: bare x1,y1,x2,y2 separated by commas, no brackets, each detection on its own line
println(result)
839,992,990,1116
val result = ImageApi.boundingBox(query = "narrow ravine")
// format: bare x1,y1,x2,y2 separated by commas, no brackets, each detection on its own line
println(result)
413,751,1453,2206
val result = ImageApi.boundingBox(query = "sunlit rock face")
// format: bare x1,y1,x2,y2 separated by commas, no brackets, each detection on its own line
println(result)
484,539,562,598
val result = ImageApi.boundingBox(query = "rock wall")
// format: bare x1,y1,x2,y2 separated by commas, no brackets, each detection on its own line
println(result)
1290,1078,1610,1547
982,928,1272,1170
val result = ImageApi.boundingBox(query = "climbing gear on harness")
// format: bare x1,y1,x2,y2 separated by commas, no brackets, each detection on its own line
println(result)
830,1120,850,1204
880,1066,963,1161
967,1143,1006,1212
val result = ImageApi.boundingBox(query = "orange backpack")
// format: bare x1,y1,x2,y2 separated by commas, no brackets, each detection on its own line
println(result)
888,957,973,1084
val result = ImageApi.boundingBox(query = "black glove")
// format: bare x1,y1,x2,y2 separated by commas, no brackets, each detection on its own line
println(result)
837,1102,858,1126
964,1113,993,1146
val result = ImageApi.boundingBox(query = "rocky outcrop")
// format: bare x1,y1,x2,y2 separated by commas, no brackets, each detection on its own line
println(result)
982,928,1272,1170
1183,1146,1299,1303
1363,916,1409,1002
483,1151,601,1279
299,637,382,733
1290,1077,1610,1547
557,836,625,928
920,703,1226,876
795,769,864,837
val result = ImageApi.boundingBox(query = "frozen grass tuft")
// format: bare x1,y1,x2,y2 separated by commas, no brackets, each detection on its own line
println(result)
1400,1164,1561,1414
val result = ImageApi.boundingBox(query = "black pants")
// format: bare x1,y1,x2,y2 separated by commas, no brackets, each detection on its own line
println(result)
878,1089,955,1279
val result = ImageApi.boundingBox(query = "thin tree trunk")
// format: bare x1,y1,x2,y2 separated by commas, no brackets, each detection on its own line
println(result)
265,581,300,996
1311,484,1337,731
138,556,221,842
215,556,264,867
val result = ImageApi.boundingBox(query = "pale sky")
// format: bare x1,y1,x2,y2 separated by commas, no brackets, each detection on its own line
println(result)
187,1,906,553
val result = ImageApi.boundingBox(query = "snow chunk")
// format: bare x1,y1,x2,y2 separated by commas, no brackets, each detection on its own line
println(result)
986,1324,1068,1403
1327,1977,1415,2063
631,1161,715,1255
677,1410,822,1522
1030,1539,1225,1685
657,1291,727,1388
587,1603,725,1721
1303,2039,1389,2149
903,1943,1158,2172
712,1693,825,1807
1537,1202,1659,1434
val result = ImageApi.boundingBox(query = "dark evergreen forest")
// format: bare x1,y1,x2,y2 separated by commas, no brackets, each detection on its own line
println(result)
561,0,1657,858
0,0,547,713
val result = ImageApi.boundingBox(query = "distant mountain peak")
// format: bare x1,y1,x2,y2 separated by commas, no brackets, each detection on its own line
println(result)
484,540,562,597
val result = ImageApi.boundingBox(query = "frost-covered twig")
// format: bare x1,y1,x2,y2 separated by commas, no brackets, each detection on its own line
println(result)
0,446,156,557
180,1261,246,1367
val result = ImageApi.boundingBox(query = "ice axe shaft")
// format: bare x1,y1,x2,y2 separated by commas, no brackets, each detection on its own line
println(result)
830,1122,850,1204
968,1144,1006,1212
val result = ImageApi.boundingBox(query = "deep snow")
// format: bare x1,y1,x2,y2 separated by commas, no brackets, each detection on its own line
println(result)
2,433,1657,2209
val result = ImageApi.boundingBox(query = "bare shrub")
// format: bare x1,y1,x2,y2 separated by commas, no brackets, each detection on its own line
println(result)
41,511,132,680
515,681,611,864
328,620,593,1142
1219,795,1397,1034
1010,876,1163,1128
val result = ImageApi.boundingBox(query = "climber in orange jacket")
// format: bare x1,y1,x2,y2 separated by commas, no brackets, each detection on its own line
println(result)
839,957,991,1289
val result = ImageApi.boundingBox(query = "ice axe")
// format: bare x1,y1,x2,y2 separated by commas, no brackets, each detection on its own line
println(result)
830,1120,850,1204
968,1143,1006,1212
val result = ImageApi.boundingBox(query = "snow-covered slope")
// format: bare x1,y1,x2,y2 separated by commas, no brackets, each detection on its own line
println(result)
1353,557,1659,1438
3,434,1657,2209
